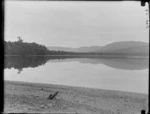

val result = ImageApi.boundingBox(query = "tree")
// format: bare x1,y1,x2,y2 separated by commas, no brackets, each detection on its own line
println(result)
17,36,23,43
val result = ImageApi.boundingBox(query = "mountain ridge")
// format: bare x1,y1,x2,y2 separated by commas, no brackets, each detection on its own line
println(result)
47,41,149,55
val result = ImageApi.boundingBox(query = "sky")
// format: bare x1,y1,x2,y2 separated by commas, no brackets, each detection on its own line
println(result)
5,1,149,48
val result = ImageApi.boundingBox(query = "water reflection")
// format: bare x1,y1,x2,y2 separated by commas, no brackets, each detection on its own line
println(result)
4,56,148,93
58,58,148,70
5,56,50,74
5,56,148,74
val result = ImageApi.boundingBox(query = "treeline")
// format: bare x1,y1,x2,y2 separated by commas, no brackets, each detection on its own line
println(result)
5,38,147,57
5,41,50,55
4,39,76,56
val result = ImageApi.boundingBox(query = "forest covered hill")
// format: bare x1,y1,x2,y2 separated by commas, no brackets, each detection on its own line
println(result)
48,41,149,56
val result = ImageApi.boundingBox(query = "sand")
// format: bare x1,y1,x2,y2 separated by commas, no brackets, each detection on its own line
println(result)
4,81,148,114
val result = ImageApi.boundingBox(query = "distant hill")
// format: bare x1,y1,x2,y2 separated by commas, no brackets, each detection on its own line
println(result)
47,41,149,56
96,41,149,56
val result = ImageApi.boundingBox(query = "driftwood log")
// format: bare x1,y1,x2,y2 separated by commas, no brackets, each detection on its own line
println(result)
48,91,59,100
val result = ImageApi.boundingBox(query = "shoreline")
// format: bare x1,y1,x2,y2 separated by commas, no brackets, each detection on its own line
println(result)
4,55,149,59
4,80,148,113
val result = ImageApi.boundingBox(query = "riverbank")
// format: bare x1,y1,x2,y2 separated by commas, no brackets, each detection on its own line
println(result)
4,81,148,114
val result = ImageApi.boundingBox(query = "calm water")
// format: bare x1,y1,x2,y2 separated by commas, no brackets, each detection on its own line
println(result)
4,56,149,94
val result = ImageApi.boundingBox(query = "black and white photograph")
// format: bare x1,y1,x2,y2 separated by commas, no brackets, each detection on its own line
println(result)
4,0,149,113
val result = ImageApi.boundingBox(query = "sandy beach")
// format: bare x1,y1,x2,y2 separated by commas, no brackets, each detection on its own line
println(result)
4,81,148,114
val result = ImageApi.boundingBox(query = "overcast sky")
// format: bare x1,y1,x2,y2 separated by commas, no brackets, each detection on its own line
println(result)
5,1,149,47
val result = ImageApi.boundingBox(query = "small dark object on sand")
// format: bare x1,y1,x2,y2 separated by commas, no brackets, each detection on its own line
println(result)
141,110,146,114
48,91,59,100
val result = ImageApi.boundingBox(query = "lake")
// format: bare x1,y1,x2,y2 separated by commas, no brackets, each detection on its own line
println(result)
4,56,148,94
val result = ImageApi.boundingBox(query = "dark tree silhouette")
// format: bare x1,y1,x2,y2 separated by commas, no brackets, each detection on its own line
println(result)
4,39,77,56
17,36,23,43
4,40,51,55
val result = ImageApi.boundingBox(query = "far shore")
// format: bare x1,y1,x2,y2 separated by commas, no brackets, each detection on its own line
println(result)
4,80,148,113
4,54,149,59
